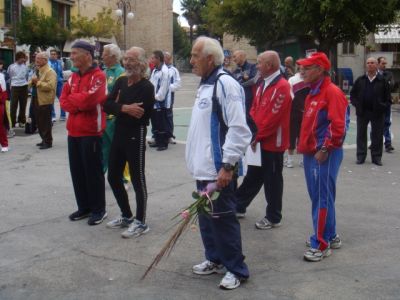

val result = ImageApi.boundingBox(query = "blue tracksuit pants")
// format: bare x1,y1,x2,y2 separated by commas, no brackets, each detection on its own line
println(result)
197,180,249,279
303,148,343,251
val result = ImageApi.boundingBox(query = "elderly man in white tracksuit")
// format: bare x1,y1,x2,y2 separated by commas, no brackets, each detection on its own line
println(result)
186,36,251,290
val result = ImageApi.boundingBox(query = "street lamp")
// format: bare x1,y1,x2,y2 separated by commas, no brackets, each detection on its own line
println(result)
115,0,135,51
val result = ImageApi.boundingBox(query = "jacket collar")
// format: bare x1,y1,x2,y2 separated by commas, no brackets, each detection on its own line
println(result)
309,76,331,96
200,66,223,85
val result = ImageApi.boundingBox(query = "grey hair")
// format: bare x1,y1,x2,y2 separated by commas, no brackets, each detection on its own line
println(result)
37,51,49,61
194,36,224,66
103,44,122,61
126,46,148,77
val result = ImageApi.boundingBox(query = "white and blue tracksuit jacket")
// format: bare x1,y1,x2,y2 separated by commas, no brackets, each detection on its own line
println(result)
166,64,181,109
150,63,169,109
186,67,252,181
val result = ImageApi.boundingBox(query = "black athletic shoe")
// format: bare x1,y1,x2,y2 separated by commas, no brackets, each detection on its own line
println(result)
88,211,108,226
385,145,394,153
69,210,90,221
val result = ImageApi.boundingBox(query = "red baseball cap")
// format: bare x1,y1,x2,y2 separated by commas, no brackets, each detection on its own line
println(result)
296,52,331,71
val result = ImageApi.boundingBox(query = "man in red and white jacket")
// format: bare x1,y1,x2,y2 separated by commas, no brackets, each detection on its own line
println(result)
60,40,107,226
236,51,292,229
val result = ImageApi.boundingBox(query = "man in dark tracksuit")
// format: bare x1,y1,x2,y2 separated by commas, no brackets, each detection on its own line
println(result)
350,57,391,166
104,47,155,238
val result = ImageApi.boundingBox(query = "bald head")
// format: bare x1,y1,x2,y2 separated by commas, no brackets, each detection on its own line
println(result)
257,51,281,77
284,56,294,67
233,50,246,66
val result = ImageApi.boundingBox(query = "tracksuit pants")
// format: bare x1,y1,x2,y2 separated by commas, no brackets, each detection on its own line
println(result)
151,108,169,147
303,148,343,251
68,136,105,214
51,82,65,119
236,150,284,224
383,105,392,147
197,180,249,279
107,126,148,223
0,103,8,147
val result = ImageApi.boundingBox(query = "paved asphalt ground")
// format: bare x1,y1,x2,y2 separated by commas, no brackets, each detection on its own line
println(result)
1,73,399,300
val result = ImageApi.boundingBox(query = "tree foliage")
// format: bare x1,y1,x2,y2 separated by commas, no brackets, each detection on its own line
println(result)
70,8,120,41
16,5,69,51
204,0,400,52
173,16,191,59
181,0,208,43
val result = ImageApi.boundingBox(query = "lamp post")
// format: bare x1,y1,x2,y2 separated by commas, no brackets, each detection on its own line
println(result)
115,0,135,51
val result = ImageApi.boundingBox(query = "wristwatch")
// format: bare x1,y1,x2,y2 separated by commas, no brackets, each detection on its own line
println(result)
222,163,235,171
320,146,328,153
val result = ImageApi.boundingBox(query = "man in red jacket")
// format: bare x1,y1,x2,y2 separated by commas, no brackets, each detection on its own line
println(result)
297,52,349,262
236,51,292,229
60,40,107,226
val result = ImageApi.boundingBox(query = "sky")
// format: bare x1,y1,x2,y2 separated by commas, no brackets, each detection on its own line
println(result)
173,0,189,27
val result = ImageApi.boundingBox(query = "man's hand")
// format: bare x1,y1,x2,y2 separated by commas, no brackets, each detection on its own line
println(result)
314,150,329,164
121,102,144,118
216,168,233,189
31,76,38,85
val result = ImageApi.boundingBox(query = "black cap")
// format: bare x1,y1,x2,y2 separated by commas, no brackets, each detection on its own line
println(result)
71,40,95,57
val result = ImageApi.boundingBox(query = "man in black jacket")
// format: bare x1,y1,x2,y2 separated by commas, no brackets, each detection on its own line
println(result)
377,57,395,153
350,57,391,166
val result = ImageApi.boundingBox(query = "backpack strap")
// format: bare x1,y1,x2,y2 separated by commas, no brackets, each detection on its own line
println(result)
211,72,231,132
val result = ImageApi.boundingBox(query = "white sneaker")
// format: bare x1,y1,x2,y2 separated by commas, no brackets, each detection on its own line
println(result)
219,271,241,290
169,137,176,144
286,159,294,168
106,216,134,229
1,147,9,153
255,217,281,230
192,260,226,275
121,220,149,238
304,247,331,262
7,130,15,138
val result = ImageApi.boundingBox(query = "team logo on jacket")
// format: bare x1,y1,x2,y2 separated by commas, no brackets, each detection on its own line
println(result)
272,94,285,114
198,98,210,109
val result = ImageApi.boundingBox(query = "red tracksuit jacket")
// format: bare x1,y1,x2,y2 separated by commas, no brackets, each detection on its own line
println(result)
60,66,107,137
297,77,349,154
250,75,292,152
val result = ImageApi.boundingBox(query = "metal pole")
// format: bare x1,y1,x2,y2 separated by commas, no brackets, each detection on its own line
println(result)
123,3,127,50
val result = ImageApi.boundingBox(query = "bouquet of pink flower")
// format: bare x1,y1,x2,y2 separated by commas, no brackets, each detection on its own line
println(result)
141,182,219,279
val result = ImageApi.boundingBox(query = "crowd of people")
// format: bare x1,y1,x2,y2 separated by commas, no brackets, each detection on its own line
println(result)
0,36,396,290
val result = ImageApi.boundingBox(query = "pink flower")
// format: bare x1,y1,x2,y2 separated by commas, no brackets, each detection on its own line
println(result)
205,182,218,194
181,210,190,219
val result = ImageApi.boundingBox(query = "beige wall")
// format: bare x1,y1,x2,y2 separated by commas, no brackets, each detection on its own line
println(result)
223,34,258,63
76,0,173,56
126,0,173,55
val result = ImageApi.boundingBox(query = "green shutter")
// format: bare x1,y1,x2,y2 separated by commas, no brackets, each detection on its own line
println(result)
5,0,12,25
52,1,58,19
